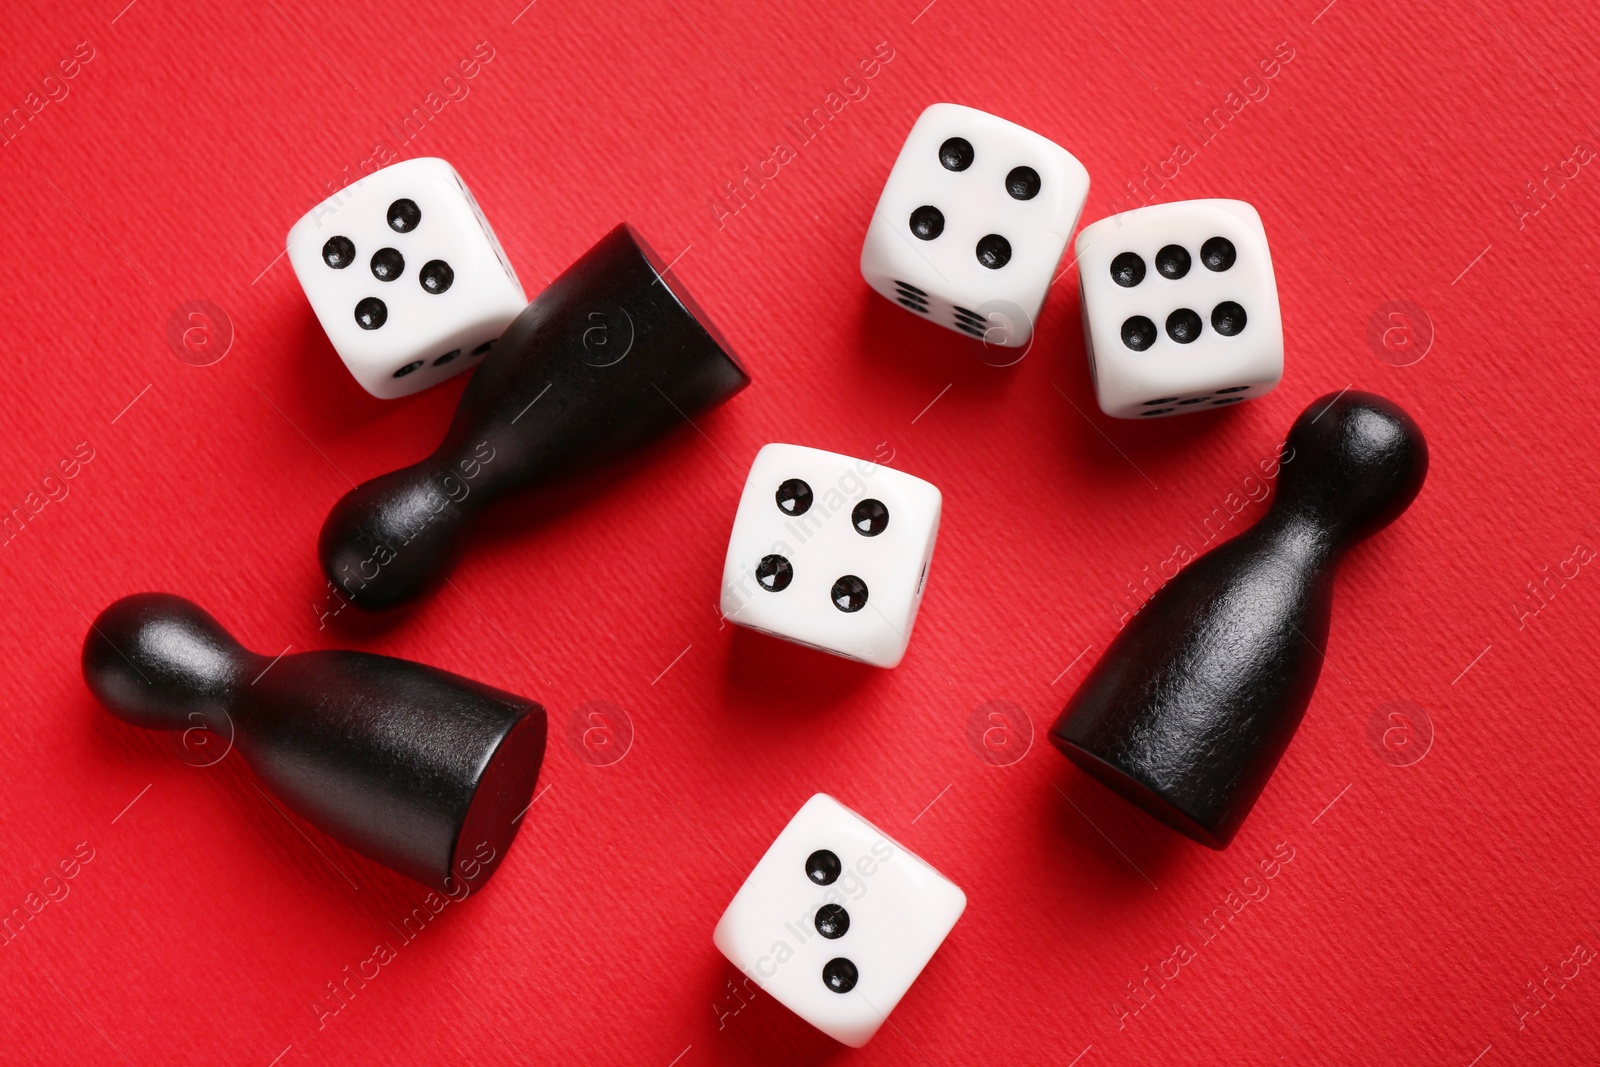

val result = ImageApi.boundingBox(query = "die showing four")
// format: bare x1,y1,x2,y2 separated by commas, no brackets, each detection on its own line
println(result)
861,103,1090,348
720,444,942,668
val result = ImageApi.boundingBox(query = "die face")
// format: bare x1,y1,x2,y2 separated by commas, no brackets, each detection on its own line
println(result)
861,103,1089,347
720,444,941,669
713,794,967,1048
287,157,528,400
1075,199,1283,418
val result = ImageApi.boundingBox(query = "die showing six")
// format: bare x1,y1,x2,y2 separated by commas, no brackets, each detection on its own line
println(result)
1076,199,1284,418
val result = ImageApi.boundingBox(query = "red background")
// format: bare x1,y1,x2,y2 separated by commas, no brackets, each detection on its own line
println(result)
2,0,1598,1063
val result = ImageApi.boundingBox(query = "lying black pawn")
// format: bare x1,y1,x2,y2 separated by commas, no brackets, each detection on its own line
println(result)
320,223,751,609
83,593,546,891
1051,391,1428,848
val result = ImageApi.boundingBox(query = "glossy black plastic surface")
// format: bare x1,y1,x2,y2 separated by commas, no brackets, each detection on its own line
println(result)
82,593,546,890
319,223,751,609
1050,391,1429,848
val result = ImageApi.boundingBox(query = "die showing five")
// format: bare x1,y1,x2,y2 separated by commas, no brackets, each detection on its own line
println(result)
287,157,527,399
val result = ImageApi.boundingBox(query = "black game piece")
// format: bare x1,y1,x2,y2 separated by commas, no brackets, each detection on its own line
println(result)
82,593,546,891
1050,391,1428,848
318,223,751,609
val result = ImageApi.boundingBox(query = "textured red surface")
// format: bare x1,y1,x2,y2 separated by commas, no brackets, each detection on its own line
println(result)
2,0,1598,1063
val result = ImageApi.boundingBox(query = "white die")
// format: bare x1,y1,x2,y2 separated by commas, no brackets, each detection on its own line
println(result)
719,444,940,669
713,794,967,1048
287,157,527,399
1075,199,1283,418
860,103,1089,348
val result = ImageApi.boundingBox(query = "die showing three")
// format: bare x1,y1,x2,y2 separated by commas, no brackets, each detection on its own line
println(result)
714,794,966,1048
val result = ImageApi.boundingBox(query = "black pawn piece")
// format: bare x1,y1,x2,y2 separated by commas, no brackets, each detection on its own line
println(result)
319,223,751,609
82,593,546,891
1051,391,1428,848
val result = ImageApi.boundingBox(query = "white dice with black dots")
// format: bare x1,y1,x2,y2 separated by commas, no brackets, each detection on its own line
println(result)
713,793,967,1048
860,103,1089,348
1075,199,1283,418
719,444,941,669
286,157,527,400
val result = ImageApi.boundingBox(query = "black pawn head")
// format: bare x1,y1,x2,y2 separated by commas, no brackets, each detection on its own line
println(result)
82,594,253,732
1270,391,1429,547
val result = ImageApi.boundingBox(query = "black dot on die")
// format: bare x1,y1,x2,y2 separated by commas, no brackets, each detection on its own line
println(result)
814,904,850,940
433,349,460,366
470,340,493,357
852,499,889,536
387,198,421,233
806,849,842,885
939,137,974,171
831,575,868,613
392,360,424,378
322,236,356,269
756,554,793,592
776,478,813,516
1166,308,1203,343
1140,408,1175,416
1211,301,1247,336
419,260,454,294
1201,236,1237,271
1121,315,1157,351
1110,252,1146,287
370,247,404,281
354,297,387,330
976,234,1012,270
823,958,859,994
1156,244,1191,279
1006,166,1041,200
909,205,945,241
